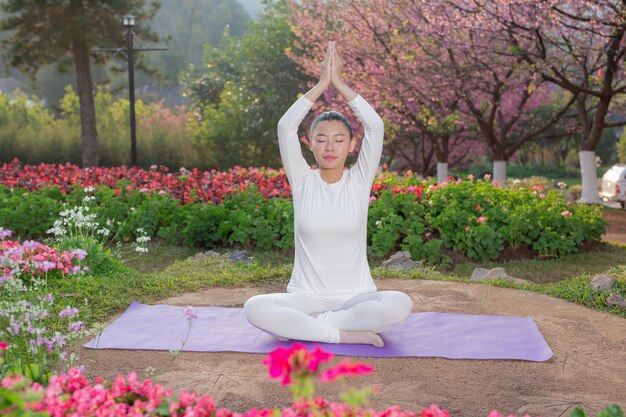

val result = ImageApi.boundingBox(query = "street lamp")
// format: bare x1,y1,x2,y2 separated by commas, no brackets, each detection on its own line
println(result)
124,14,138,166
123,14,135,27
93,15,167,167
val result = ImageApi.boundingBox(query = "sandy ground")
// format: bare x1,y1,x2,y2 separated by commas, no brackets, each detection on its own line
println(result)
81,279,626,417
80,208,626,417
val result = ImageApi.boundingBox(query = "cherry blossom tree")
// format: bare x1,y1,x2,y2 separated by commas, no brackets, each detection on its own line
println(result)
287,0,575,182
451,0,626,202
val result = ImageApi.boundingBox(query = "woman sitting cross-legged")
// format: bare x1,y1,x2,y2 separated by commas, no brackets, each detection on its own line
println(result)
243,41,413,347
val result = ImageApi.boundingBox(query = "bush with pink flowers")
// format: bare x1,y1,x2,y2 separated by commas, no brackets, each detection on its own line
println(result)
0,344,622,417
0,229,96,384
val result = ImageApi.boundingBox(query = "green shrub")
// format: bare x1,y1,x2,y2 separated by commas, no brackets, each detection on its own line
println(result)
0,181,606,264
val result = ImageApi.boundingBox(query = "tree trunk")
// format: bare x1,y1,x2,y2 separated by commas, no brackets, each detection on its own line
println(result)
578,150,601,204
493,160,507,183
72,39,99,167
436,162,448,184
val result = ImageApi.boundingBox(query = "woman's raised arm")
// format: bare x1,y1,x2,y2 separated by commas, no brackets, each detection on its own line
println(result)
277,42,333,190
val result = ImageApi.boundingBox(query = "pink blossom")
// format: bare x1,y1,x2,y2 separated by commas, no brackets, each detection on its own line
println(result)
318,358,374,382
561,210,571,217
477,216,488,223
182,306,199,321
0,228,12,240
263,346,294,385
422,404,451,417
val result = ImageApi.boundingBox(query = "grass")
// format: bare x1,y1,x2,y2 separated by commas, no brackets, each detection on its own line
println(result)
446,244,626,284
45,241,626,327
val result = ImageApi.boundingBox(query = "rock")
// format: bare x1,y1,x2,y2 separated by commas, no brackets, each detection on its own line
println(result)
381,251,422,270
227,250,254,265
191,250,222,261
590,274,616,292
471,267,509,281
606,293,626,309
470,267,533,285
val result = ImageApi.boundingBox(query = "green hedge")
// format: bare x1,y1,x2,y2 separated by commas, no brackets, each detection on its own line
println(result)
0,181,605,263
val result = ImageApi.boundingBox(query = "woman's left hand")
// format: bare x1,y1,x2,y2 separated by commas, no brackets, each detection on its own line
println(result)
330,41,345,86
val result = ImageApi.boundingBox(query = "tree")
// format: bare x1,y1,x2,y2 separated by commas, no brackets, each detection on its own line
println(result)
142,0,250,90
181,0,312,169
455,0,626,202
287,0,573,182
0,0,159,167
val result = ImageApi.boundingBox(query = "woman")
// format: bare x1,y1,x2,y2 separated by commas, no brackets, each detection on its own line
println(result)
244,41,413,347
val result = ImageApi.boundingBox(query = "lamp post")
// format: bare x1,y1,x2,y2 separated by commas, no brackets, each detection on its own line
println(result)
123,14,138,166
93,15,167,167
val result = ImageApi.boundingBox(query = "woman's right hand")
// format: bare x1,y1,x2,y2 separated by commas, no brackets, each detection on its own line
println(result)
319,41,332,88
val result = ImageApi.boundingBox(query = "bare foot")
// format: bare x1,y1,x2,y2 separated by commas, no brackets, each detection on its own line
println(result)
339,330,384,347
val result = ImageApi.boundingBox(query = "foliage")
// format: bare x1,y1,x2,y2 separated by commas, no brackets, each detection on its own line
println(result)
0,1,158,77
180,0,312,169
144,0,250,88
426,178,605,260
0,88,209,170
616,128,626,164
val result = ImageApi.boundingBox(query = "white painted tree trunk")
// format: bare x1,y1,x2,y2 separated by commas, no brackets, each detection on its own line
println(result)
493,160,507,183
437,162,448,184
578,150,601,204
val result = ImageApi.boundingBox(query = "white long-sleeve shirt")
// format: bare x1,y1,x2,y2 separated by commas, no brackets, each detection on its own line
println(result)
277,94,385,296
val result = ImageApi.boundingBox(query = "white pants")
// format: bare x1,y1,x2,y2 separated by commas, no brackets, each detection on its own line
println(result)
243,291,413,343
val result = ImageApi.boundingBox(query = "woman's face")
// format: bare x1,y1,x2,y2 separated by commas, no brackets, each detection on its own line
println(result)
309,120,356,170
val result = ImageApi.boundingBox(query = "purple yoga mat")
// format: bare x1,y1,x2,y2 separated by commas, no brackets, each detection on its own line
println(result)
83,301,553,361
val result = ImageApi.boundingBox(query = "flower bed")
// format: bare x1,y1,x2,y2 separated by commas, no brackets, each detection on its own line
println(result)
0,161,605,262
1,344,622,417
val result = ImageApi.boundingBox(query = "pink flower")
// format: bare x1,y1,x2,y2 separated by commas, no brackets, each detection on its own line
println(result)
0,341,7,350
263,344,334,386
465,226,470,232
561,210,571,217
263,346,294,385
477,216,487,223
422,404,451,417
308,345,334,372
484,174,491,180
182,306,198,321
318,358,374,383
467,174,475,180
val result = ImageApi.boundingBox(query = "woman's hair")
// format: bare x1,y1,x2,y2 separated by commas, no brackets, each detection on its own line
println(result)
310,111,354,140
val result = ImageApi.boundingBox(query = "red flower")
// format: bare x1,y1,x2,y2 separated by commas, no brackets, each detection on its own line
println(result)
0,341,8,350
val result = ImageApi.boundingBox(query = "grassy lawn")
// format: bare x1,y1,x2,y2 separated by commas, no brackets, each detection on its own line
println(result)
47,241,626,326
447,244,626,283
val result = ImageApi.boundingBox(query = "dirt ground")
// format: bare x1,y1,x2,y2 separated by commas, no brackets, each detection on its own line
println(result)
602,208,626,244
81,209,626,417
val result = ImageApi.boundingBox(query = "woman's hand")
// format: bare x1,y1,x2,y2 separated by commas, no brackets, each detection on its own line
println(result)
304,42,332,102
319,41,332,88
330,41,344,86
330,41,357,101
